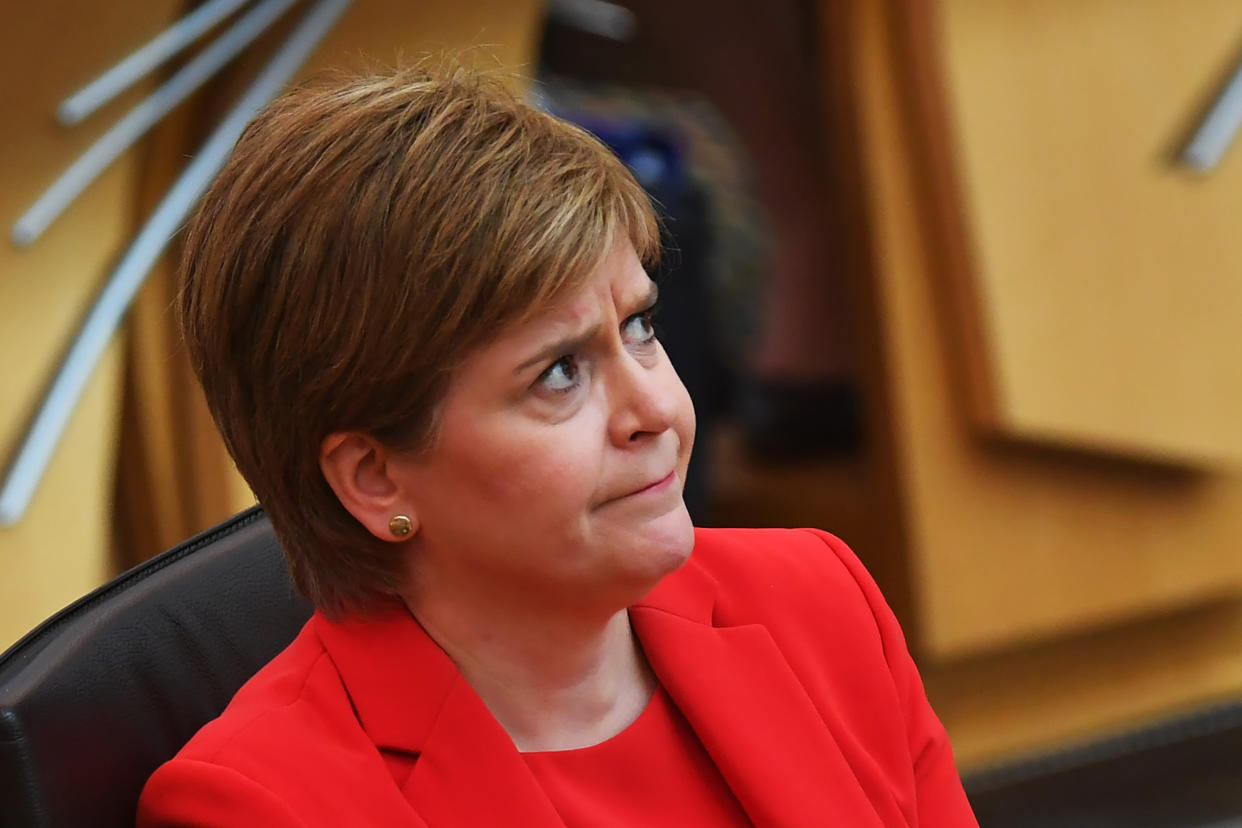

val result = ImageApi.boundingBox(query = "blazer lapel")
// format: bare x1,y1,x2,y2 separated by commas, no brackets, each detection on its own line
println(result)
631,603,886,827
401,674,565,828
315,605,564,828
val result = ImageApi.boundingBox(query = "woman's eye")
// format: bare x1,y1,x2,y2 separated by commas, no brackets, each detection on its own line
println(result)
622,311,656,345
537,356,580,393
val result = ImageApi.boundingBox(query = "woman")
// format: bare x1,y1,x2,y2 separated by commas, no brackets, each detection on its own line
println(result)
138,65,977,826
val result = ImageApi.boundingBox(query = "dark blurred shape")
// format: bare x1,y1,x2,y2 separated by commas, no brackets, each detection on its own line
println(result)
966,699,1242,827
736,380,863,461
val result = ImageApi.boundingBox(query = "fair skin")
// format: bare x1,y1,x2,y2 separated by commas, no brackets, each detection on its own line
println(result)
320,238,697,751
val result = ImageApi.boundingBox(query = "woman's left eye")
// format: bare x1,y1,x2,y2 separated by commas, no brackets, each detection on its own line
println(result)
622,311,656,345
537,355,580,393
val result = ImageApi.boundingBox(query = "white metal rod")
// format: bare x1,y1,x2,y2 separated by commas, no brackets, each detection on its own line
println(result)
11,0,300,247
1183,55,1242,172
546,0,637,41
58,0,256,126
0,0,352,528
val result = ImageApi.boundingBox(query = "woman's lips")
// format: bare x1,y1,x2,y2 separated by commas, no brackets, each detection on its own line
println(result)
597,470,678,508
633,470,676,496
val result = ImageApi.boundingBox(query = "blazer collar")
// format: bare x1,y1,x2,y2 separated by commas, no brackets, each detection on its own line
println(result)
315,601,564,825
314,557,887,827
632,563,887,827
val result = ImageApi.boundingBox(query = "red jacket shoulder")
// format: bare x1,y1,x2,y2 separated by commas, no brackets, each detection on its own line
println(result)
689,527,884,635
139,620,406,826
688,527,976,827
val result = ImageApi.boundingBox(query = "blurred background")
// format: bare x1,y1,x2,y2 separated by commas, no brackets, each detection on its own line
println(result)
3,0,1242,823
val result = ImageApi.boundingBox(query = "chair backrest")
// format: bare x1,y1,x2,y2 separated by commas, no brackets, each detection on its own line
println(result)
0,507,312,828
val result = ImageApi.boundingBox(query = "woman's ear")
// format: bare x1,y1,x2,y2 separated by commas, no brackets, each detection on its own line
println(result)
319,432,419,542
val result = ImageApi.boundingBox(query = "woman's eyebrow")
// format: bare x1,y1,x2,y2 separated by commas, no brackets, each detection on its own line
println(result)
512,283,658,375
611,281,659,324
630,282,659,313
514,322,602,374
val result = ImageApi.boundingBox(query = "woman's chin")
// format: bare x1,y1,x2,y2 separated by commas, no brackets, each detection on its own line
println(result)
631,502,697,581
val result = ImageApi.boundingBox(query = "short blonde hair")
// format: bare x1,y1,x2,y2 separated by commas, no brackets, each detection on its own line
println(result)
179,65,659,616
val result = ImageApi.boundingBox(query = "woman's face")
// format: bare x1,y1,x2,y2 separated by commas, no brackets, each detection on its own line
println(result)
394,239,696,614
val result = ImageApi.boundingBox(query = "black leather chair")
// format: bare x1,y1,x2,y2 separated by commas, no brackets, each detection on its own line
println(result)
0,507,312,828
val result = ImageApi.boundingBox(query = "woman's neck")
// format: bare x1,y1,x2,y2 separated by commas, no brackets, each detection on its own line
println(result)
403,589,657,753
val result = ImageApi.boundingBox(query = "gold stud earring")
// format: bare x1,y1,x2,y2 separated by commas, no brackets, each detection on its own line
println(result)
388,515,413,537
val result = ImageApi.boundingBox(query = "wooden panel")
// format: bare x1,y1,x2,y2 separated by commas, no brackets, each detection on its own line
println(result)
937,0,1242,462
926,598,1242,769
843,0,1242,658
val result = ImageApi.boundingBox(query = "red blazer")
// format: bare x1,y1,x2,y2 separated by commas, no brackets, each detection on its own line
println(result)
138,528,977,826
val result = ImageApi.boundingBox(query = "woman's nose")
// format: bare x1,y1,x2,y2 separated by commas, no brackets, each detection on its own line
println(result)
607,352,682,446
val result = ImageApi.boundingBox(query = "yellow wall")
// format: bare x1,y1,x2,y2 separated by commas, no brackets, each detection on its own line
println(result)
0,1,187,649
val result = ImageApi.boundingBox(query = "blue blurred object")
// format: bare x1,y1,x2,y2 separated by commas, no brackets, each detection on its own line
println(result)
552,108,688,195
